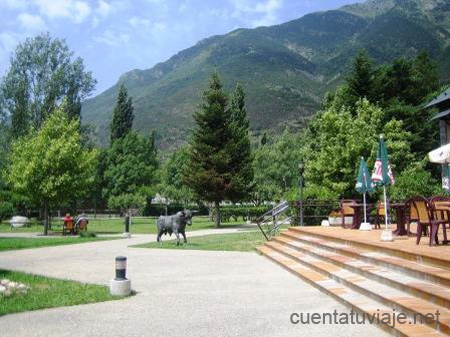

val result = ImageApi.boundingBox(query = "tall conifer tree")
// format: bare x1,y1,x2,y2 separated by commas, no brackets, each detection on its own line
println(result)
184,72,232,228
229,82,253,202
110,84,134,143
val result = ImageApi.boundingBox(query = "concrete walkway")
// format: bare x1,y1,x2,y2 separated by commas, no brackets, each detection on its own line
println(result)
0,229,387,337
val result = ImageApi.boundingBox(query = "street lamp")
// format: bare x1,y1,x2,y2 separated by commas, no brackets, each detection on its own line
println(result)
298,161,305,226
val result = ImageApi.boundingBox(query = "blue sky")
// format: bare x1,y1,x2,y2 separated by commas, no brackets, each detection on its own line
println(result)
0,0,364,96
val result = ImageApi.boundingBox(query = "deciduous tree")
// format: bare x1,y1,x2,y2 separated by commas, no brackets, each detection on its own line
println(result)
0,33,96,138
8,107,97,235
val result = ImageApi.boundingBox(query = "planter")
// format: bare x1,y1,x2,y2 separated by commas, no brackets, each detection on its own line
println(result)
328,216,352,226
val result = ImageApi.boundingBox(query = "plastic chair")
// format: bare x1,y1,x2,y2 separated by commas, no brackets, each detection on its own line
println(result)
406,196,443,246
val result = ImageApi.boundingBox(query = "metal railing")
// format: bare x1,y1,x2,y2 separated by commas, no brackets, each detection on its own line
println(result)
256,201,291,241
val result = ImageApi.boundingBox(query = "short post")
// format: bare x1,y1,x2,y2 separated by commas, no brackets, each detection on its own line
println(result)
123,214,131,238
110,256,131,296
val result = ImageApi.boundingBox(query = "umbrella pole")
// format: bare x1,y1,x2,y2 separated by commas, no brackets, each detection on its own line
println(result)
383,185,388,231
380,185,393,241
363,192,367,224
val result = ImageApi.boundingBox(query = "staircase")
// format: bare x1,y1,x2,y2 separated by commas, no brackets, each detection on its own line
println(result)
257,226,450,336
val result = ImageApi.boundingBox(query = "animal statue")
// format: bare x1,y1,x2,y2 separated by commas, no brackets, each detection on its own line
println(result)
156,210,193,245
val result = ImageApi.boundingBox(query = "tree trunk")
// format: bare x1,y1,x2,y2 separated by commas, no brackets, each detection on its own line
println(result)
214,200,221,228
43,201,49,236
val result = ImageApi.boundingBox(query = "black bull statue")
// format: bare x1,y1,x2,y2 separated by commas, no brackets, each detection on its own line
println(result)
156,210,193,245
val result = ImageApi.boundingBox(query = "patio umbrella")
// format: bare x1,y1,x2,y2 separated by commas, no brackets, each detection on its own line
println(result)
428,143,450,192
371,135,395,241
356,157,374,228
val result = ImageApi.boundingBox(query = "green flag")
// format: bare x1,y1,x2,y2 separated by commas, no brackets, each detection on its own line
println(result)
371,136,395,186
356,157,374,194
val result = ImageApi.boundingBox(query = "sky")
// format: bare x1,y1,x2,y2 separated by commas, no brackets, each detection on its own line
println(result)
0,0,364,96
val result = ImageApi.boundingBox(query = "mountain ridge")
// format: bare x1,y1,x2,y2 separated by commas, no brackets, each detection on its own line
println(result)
81,0,450,148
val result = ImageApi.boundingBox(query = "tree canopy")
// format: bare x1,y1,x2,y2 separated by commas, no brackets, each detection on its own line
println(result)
8,107,97,234
0,33,96,138
103,131,158,205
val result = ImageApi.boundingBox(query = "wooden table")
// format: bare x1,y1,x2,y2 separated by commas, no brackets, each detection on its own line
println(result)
390,203,408,236
348,204,373,230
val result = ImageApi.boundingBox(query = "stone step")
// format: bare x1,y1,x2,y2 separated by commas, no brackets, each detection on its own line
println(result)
265,241,450,334
282,230,450,288
289,227,450,271
273,235,450,308
258,245,445,337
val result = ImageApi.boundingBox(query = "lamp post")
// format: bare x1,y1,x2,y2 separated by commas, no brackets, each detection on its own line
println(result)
298,161,305,226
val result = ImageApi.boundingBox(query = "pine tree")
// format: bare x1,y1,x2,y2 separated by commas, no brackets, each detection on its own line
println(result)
110,84,134,143
260,132,268,146
184,72,232,228
228,82,254,202
346,49,374,106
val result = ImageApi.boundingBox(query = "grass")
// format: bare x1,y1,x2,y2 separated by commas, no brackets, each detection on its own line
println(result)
0,216,248,235
132,231,266,252
0,237,119,252
0,270,124,316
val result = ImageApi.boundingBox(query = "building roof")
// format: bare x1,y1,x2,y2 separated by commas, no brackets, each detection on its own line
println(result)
424,86,450,109
431,108,450,121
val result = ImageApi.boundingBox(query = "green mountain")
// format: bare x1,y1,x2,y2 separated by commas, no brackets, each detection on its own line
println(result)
81,0,450,148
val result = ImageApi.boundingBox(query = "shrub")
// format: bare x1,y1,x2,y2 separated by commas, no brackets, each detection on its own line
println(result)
79,231,96,238
0,201,14,223
389,165,443,201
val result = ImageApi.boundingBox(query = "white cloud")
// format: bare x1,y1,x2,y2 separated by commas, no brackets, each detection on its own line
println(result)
129,16,151,28
97,0,111,17
18,13,47,31
230,0,283,27
34,0,92,23
94,30,130,46
0,0,29,10
73,1,91,23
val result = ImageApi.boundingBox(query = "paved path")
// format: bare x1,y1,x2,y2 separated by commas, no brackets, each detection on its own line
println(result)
0,229,387,337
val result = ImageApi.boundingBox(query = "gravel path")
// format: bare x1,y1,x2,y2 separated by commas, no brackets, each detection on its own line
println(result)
0,229,387,337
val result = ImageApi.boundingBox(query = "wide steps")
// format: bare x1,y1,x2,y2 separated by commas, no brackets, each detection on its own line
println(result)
258,245,445,336
274,234,450,308
282,230,450,288
266,241,450,333
289,227,450,271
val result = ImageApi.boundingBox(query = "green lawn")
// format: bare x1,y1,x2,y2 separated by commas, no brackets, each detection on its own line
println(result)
132,231,266,252
0,216,248,235
0,270,125,316
0,237,119,252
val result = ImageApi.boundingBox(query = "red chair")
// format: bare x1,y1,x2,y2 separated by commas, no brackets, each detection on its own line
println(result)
63,218,75,235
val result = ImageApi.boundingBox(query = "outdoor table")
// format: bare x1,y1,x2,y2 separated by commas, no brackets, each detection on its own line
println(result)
390,203,408,236
348,204,373,230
